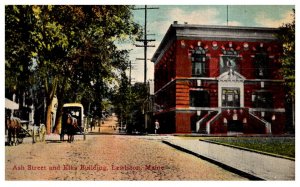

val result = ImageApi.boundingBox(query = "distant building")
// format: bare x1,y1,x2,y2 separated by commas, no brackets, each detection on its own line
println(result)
151,23,286,134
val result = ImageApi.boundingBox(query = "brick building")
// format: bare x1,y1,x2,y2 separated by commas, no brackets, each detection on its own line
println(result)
151,23,286,134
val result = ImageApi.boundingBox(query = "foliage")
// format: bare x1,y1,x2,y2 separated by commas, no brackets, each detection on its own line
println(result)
112,77,149,133
276,9,295,133
208,137,295,158
129,83,148,132
5,5,141,133
5,6,35,105
277,9,295,98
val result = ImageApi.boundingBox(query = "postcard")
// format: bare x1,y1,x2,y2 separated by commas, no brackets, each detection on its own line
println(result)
4,3,295,183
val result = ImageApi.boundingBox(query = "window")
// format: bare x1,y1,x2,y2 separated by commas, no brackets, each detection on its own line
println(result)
220,44,240,74
252,91,273,108
190,90,210,107
254,53,269,78
191,47,207,77
192,60,206,77
220,56,239,74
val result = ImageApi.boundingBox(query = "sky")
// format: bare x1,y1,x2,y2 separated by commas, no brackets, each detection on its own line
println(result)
127,5,294,83
0,2,295,84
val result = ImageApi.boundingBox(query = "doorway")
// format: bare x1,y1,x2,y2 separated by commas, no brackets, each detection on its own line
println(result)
227,120,243,132
222,88,240,107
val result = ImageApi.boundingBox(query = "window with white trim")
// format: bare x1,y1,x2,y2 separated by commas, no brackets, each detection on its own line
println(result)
191,47,207,77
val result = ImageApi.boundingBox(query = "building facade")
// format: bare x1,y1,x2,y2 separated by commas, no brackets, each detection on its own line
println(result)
151,23,286,134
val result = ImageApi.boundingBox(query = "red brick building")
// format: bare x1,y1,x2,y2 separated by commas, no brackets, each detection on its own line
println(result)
151,23,286,134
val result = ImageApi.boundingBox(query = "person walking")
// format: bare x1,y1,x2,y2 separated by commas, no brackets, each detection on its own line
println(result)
155,119,160,134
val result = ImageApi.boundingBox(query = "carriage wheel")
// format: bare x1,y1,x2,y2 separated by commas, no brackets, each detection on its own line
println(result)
39,130,46,142
17,137,23,144
38,125,45,142
33,134,38,142
17,132,26,144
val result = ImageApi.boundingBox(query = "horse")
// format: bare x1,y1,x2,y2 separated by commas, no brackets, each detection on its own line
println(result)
66,114,78,143
90,118,97,131
6,117,22,146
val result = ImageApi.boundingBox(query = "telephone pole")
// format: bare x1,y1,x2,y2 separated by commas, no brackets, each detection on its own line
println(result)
128,60,137,85
227,5,229,26
134,5,158,84
129,60,132,85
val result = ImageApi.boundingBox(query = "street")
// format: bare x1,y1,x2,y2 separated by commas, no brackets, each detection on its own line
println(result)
5,134,247,180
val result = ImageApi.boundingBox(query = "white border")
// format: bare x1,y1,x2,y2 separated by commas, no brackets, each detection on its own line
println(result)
1,1,298,187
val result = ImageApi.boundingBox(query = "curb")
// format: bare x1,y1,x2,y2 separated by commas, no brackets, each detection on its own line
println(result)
162,140,264,181
174,134,295,138
201,139,295,161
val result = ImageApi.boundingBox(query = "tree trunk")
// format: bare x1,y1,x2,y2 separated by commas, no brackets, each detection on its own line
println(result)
44,76,58,135
45,101,52,134
52,76,67,134
53,110,63,134
53,100,64,134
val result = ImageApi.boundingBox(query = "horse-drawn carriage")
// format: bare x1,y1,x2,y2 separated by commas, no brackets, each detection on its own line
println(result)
6,117,46,146
60,103,86,142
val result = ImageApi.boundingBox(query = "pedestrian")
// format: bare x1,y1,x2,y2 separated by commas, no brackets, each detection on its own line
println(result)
155,119,160,134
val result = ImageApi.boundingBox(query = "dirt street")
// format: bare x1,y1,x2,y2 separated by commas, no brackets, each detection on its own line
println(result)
89,115,118,134
5,133,247,180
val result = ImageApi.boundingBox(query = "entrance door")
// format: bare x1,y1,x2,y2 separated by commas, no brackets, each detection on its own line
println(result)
222,88,240,107
228,120,243,132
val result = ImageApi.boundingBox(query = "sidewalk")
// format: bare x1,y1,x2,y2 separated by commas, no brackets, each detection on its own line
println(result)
163,139,295,180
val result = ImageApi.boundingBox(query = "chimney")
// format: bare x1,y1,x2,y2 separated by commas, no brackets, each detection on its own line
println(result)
173,21,178,24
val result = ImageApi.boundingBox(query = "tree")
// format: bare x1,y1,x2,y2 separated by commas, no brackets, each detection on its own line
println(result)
29,5,71,134
5,6,36,118
277,9,295,97
277,9,295,133
129,82,148,133
5,5,141,134
112,73,149,134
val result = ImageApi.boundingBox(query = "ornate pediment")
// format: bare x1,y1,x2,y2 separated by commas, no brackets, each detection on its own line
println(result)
218,69,245,82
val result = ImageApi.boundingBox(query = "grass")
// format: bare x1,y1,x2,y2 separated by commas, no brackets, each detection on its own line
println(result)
206,137,295,158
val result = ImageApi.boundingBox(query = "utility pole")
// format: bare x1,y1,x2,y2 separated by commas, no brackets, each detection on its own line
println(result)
128,60,137,85
134,5,158,84
227,5,229,26
129,60,132,85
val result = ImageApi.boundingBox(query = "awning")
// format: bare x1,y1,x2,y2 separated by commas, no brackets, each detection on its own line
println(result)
5,98,19,110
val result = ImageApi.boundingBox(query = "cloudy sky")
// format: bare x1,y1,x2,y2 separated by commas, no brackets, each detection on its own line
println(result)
1,1,295,84
127,5,294,83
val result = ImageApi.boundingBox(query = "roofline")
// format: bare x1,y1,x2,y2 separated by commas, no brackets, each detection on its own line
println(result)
151,23,279,63
170,23,279,31
63,103,84,108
